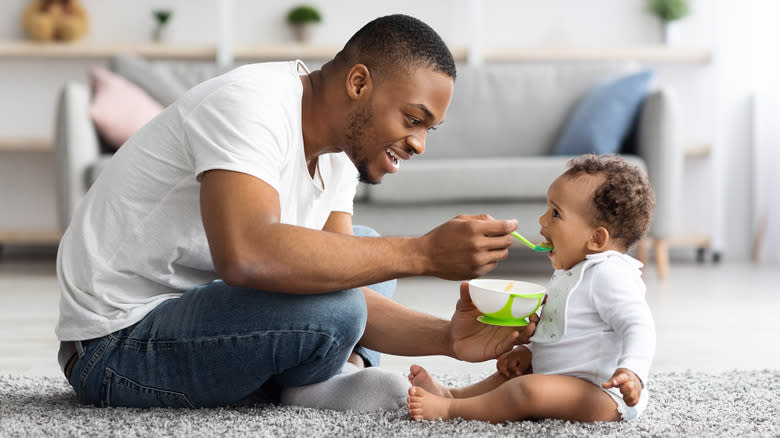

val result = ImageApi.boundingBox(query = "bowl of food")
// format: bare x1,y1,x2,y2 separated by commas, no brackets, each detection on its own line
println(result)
468,279,546,326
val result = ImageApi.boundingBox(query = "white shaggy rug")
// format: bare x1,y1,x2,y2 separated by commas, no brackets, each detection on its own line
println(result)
1,370,777,437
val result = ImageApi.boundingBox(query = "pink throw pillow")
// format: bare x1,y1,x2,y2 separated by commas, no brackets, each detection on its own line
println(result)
88,67,164,149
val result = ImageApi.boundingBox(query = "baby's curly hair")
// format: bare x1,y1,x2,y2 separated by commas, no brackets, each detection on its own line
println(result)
563,154,655,250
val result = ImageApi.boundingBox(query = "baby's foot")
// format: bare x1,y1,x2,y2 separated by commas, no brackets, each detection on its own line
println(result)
407,386,454,421
408,364,452,398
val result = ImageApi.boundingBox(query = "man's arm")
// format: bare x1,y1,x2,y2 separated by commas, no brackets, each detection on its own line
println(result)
323,201,533,361
359,282,536,361
200,170,516,294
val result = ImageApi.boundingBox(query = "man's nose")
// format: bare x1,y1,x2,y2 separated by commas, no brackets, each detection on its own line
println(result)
406,131,426,156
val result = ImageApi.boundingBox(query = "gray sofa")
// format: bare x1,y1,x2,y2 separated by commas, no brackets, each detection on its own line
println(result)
54,56,682,278
352,62,682,278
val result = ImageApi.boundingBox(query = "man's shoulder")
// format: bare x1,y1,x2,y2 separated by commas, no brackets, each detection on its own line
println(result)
221,61,299,86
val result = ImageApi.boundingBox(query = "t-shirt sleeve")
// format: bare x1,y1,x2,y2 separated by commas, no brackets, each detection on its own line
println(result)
590,263,656,385
183,81,290,192
326,153,359,216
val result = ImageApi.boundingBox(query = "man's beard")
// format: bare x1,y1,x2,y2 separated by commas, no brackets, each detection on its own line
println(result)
345,106,379,185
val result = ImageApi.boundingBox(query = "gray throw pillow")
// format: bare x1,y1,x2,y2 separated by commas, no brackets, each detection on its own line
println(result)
109,53,188,106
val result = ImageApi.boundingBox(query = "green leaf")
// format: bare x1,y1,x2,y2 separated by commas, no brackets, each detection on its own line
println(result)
286,5,322,24
648,0,690,22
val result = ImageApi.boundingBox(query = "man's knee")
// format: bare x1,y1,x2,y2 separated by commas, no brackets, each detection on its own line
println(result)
332,288,367,347
352,224,380,238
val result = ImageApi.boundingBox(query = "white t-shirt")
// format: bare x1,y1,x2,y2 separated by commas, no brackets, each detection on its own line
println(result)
527,251,656,392
56,61,359,341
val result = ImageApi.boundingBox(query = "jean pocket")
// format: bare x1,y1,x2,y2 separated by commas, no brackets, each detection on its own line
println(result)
101,368,196,408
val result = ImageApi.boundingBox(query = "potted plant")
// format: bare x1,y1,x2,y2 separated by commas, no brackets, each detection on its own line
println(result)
647,0,690,45
286,4,322,43
152,9,172,42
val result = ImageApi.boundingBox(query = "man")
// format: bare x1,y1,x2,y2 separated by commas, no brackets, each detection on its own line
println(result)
56,14,531,409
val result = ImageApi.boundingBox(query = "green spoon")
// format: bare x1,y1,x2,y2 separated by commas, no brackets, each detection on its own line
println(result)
511,231,553,252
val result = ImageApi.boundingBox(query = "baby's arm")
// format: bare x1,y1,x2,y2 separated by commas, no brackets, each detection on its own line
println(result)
590,264,655,405
496,345,532,378
602,367,643,406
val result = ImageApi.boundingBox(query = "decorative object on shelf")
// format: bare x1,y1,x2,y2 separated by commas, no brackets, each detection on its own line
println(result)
151,9,172,42
22,0,89,42
286,4,322,43
647,0,690,46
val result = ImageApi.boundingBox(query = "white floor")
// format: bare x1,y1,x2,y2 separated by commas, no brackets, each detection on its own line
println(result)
2,251,779,379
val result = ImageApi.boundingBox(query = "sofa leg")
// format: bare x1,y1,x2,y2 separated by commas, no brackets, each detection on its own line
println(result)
654,239,669,280
636,238,649,267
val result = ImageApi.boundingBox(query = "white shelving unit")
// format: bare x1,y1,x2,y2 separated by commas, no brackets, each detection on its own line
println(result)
0,40,712,63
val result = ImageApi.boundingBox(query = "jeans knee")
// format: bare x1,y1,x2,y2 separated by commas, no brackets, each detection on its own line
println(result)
352,224,380,238
333,288,367,347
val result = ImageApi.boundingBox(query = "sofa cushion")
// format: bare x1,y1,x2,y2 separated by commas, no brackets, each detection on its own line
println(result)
87,155,115,186
366,157,571,204
88,67,164,150
364,155,647,204
110,53,223,106
352,200,549,239
553,70,653,156
423,62,640,159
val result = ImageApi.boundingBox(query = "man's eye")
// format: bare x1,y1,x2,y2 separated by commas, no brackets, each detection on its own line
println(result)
409,117,421,126
427,126,438,132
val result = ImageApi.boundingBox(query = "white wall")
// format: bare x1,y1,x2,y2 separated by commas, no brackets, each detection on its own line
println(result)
0,0,679,46
0,0,759,261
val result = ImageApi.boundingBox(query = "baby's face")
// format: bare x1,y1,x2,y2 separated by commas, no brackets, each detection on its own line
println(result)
538,173,604,270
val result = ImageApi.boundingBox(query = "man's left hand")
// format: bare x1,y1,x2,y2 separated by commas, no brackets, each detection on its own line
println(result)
448,282,538,362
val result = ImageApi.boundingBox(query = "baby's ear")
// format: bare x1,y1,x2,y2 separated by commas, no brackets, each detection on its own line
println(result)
586,226,610,252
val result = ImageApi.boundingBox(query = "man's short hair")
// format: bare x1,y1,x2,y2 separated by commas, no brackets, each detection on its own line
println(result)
564,154,656,249
336,14,456,81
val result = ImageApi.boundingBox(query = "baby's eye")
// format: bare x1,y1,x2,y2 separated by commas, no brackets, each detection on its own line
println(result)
552,209,560,218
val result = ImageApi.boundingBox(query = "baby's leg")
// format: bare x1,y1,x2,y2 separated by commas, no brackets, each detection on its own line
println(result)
409,364,509,399
408,374,620,423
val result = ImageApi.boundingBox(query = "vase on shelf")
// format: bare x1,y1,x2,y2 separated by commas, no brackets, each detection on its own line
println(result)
285,5,321,44
662,21,680,46
291,23,315,44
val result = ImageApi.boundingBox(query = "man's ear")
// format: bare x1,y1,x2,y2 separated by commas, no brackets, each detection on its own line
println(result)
345,64,371,100
586,226,610,252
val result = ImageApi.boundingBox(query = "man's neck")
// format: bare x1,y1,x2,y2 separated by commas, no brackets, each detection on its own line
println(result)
300,70,334,167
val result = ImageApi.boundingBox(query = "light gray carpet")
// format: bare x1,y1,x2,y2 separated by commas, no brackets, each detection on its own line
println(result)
1,370,777,437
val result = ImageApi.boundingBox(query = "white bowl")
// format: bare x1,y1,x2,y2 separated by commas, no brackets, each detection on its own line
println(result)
468,279,546,326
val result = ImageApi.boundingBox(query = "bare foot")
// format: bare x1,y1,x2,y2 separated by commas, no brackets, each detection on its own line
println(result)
407,386,454,420
408,364,452,398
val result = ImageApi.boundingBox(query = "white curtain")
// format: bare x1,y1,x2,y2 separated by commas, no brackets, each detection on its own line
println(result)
750,1,780,265
753,92,780,265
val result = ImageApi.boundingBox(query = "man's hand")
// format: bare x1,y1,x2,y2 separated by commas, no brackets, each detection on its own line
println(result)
448,282,538,362
496,346,532,378
602,368,643,406
421,215,517,280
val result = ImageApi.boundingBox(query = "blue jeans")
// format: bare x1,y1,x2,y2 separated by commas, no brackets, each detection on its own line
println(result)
66,225,396,408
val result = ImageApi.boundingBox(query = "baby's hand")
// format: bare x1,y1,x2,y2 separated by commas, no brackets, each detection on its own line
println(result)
496,346,531,378
602,368,643,406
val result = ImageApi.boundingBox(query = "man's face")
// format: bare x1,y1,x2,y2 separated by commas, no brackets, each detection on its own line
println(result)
344,66,453,184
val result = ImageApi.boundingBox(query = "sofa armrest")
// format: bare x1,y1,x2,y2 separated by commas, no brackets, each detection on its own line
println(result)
636,87,683,240
54,81,100,232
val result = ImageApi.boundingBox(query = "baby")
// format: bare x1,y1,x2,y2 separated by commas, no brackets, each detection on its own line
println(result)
407,154,656,423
